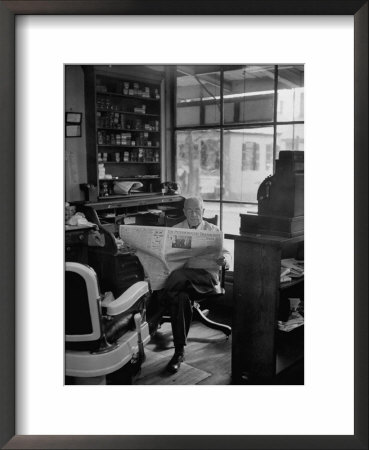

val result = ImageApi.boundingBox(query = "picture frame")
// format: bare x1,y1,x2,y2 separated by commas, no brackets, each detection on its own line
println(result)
0,1,367,449
66,112,82,137
65,124,82,138
66,112,82,124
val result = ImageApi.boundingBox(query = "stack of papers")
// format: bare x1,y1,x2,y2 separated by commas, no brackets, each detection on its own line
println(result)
114,181,143,195
278,314,304,332
281,258,304,278
280,267,291,283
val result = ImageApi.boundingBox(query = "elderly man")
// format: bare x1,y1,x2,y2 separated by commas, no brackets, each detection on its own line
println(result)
162,196,231,373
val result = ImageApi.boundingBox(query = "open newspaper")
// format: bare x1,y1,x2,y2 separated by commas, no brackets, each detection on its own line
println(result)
119,225,223,290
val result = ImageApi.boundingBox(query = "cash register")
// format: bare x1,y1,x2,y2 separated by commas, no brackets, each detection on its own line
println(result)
240,150,304,237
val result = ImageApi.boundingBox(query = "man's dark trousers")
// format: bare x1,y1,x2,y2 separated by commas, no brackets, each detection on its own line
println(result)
163,268,217,349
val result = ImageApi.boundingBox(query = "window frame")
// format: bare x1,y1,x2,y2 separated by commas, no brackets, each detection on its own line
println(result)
174,64,304,230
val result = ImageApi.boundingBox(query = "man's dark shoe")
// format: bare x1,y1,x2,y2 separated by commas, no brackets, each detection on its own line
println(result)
166,352,184,373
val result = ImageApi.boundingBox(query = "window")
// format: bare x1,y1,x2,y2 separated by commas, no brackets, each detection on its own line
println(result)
242,142,260,171
175,65,304,268
176,129,220,201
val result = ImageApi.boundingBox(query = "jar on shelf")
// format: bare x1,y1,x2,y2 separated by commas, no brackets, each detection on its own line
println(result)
131,149,139,162
135,119,142,130
123,150,129,162
113,112,120,125
138,148,144,162
97,131,103,145
146,149,153,162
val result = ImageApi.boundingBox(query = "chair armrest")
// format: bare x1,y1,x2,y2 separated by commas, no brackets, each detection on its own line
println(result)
101,281,149,316
221,266,226,289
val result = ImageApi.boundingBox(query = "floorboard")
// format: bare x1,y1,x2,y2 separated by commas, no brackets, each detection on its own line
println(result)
134,305,233,385
107,301,303,385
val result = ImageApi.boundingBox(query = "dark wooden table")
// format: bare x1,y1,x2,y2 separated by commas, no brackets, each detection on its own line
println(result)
225,231,304,384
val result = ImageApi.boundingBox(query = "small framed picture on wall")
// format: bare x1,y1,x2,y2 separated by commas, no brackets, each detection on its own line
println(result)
65,112,82,137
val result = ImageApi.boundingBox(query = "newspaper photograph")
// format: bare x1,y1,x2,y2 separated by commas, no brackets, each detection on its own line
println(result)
119,225,223,290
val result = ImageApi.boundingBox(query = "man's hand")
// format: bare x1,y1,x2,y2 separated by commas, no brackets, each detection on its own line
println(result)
215,256,229,269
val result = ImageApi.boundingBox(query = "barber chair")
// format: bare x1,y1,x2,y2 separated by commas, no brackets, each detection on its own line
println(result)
158,215,231,338
65,262,150,384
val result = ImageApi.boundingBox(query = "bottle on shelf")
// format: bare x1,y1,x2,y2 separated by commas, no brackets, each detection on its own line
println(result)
138,148,144,162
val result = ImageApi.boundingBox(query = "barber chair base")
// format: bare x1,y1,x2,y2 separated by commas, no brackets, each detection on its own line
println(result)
193,303,231,338
66,323,150,380
66,375,107,385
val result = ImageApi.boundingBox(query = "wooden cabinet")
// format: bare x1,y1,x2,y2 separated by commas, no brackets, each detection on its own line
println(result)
83,66,164,200
225,232,304,384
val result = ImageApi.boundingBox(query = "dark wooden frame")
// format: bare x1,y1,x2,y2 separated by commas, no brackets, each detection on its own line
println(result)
65,124,81,137
0,1,367,449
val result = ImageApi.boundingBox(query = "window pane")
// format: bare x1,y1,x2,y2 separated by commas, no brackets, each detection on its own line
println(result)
223,65,275,124
176,130,220,200
176,68,221,127
223,127,274,203
176,106,200,127
222,203,257,270
276,124,304,156
277,65,304,122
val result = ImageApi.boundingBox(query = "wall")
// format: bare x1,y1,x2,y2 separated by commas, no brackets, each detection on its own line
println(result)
65,65,87,202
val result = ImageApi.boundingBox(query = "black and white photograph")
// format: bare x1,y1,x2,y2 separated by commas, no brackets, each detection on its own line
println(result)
65,64,304,385
171,235,192,249
1,3,366,447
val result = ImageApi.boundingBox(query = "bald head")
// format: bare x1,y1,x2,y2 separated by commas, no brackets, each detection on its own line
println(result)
183,196,204,228
183,196,203,210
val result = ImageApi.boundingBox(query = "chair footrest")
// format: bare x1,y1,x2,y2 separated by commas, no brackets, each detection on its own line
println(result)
193,304,231,337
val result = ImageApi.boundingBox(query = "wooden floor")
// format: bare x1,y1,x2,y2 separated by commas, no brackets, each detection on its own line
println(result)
106,299,304,385
138,305,233,385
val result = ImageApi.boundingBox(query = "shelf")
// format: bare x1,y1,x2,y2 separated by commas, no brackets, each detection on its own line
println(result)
276,325,304,376
101,161,160,164
84,68,162,200
97,145,160,149
97,109,160,118
98,192,162,200
100,176,160,181
280,277,304,290
97,127,160,133
97,91,160,102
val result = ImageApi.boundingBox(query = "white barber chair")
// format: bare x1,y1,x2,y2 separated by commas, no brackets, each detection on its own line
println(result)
65,262,150,384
